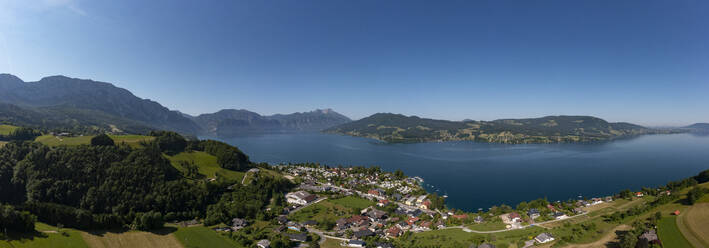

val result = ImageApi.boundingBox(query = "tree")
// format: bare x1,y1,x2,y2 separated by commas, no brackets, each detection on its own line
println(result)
90,134,115,146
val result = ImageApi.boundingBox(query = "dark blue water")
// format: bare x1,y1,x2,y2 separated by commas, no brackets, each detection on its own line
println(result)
219,133,709,211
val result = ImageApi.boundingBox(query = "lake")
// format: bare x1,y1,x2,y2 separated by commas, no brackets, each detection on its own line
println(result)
219,132,709,211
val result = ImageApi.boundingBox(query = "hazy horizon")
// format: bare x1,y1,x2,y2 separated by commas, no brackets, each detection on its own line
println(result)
1,0,708,126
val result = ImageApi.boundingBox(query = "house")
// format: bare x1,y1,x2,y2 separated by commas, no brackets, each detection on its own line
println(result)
231,218,247,231
420,221,432,230
673,210,681,215
474,215,484,223
377,199,390,207
256,239,270,248
477,244,496,248
277,215,288,224
391,193,403,201
353,229,375,239
404,196,417,206
302,220,318,227
508,212,521,223
546,204,557,212
286,233,308,242
213,227,230,232
416,195,427,204
273,225,286,233
368,189,384,196
407,216,420,225
552,212,568,220
346,240,366,247
635,192,645,197
527,208,540,219
386,226,402,237
248,168,260,173
590,198,603,205
605,196,614,202
573,208,586,215
535,233,555,243
419,200,432,210
286,191,317,205
366,209,387,220
336,218,350,230
637,230,660,248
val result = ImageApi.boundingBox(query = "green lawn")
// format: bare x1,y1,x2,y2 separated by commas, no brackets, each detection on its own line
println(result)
466,221,507,231
0,223,89,248
35,134,153,147
658,216,693,248
173,226,239,248
35,135,93,146
290,200,352,229
0,125,18,135
166,151,244,181
327,196,374,210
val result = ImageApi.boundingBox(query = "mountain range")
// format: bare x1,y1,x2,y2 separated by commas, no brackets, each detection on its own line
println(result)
193,108,351,137
0,74,350,136
0,73,700,143
324,113,662,143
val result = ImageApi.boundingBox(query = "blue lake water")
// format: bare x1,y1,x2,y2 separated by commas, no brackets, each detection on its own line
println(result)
219,133,709,211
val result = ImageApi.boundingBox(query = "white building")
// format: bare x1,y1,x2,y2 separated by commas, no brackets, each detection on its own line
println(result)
535,233,555,244
286,191,316,205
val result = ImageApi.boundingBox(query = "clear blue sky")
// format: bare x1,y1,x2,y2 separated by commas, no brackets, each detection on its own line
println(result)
1,0,707,126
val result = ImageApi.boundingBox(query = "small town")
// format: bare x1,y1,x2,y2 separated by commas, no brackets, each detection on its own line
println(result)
210,164,674,248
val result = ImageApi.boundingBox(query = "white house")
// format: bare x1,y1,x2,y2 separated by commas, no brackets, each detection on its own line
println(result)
286,191,316,205
256,239,270,248
535,233,555,243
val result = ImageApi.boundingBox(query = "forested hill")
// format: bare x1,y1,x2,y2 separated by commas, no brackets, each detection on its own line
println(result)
0,129,294,234
0,74,200,134
194,108,351,137
685,123,709,130
324,113,655,143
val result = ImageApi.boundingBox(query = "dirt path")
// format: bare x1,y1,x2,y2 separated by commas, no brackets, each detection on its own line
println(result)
562,224,631,248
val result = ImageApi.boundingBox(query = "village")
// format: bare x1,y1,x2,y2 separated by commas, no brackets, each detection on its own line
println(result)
215,164,654,248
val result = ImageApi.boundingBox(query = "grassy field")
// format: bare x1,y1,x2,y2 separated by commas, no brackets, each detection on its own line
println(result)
0,223,89,248
657,216,693,248
679,203,709,248
80,228,183,248
467,221,507,231
290,199,353,228
35,135,94,146
327,196,374,210
35,134,153,147
0,124,18,135
321,238,344,248
173,226,239,248
166,151,244,181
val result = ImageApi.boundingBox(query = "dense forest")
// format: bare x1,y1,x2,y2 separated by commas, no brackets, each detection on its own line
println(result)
0,128,294,234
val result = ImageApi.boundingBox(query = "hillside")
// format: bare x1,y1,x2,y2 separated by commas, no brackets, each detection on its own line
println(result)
0,74,200,134
325,113,653,143
686,123,709,131
195,108,351,137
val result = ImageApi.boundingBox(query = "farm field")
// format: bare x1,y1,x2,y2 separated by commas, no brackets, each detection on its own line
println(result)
679,203,709,248
0,223,89,248
34,134,153,147
79,229,183,248
166,151,245,181
657,216,693,248
173,226,239,248
0,125,18,135
35,134,93,146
